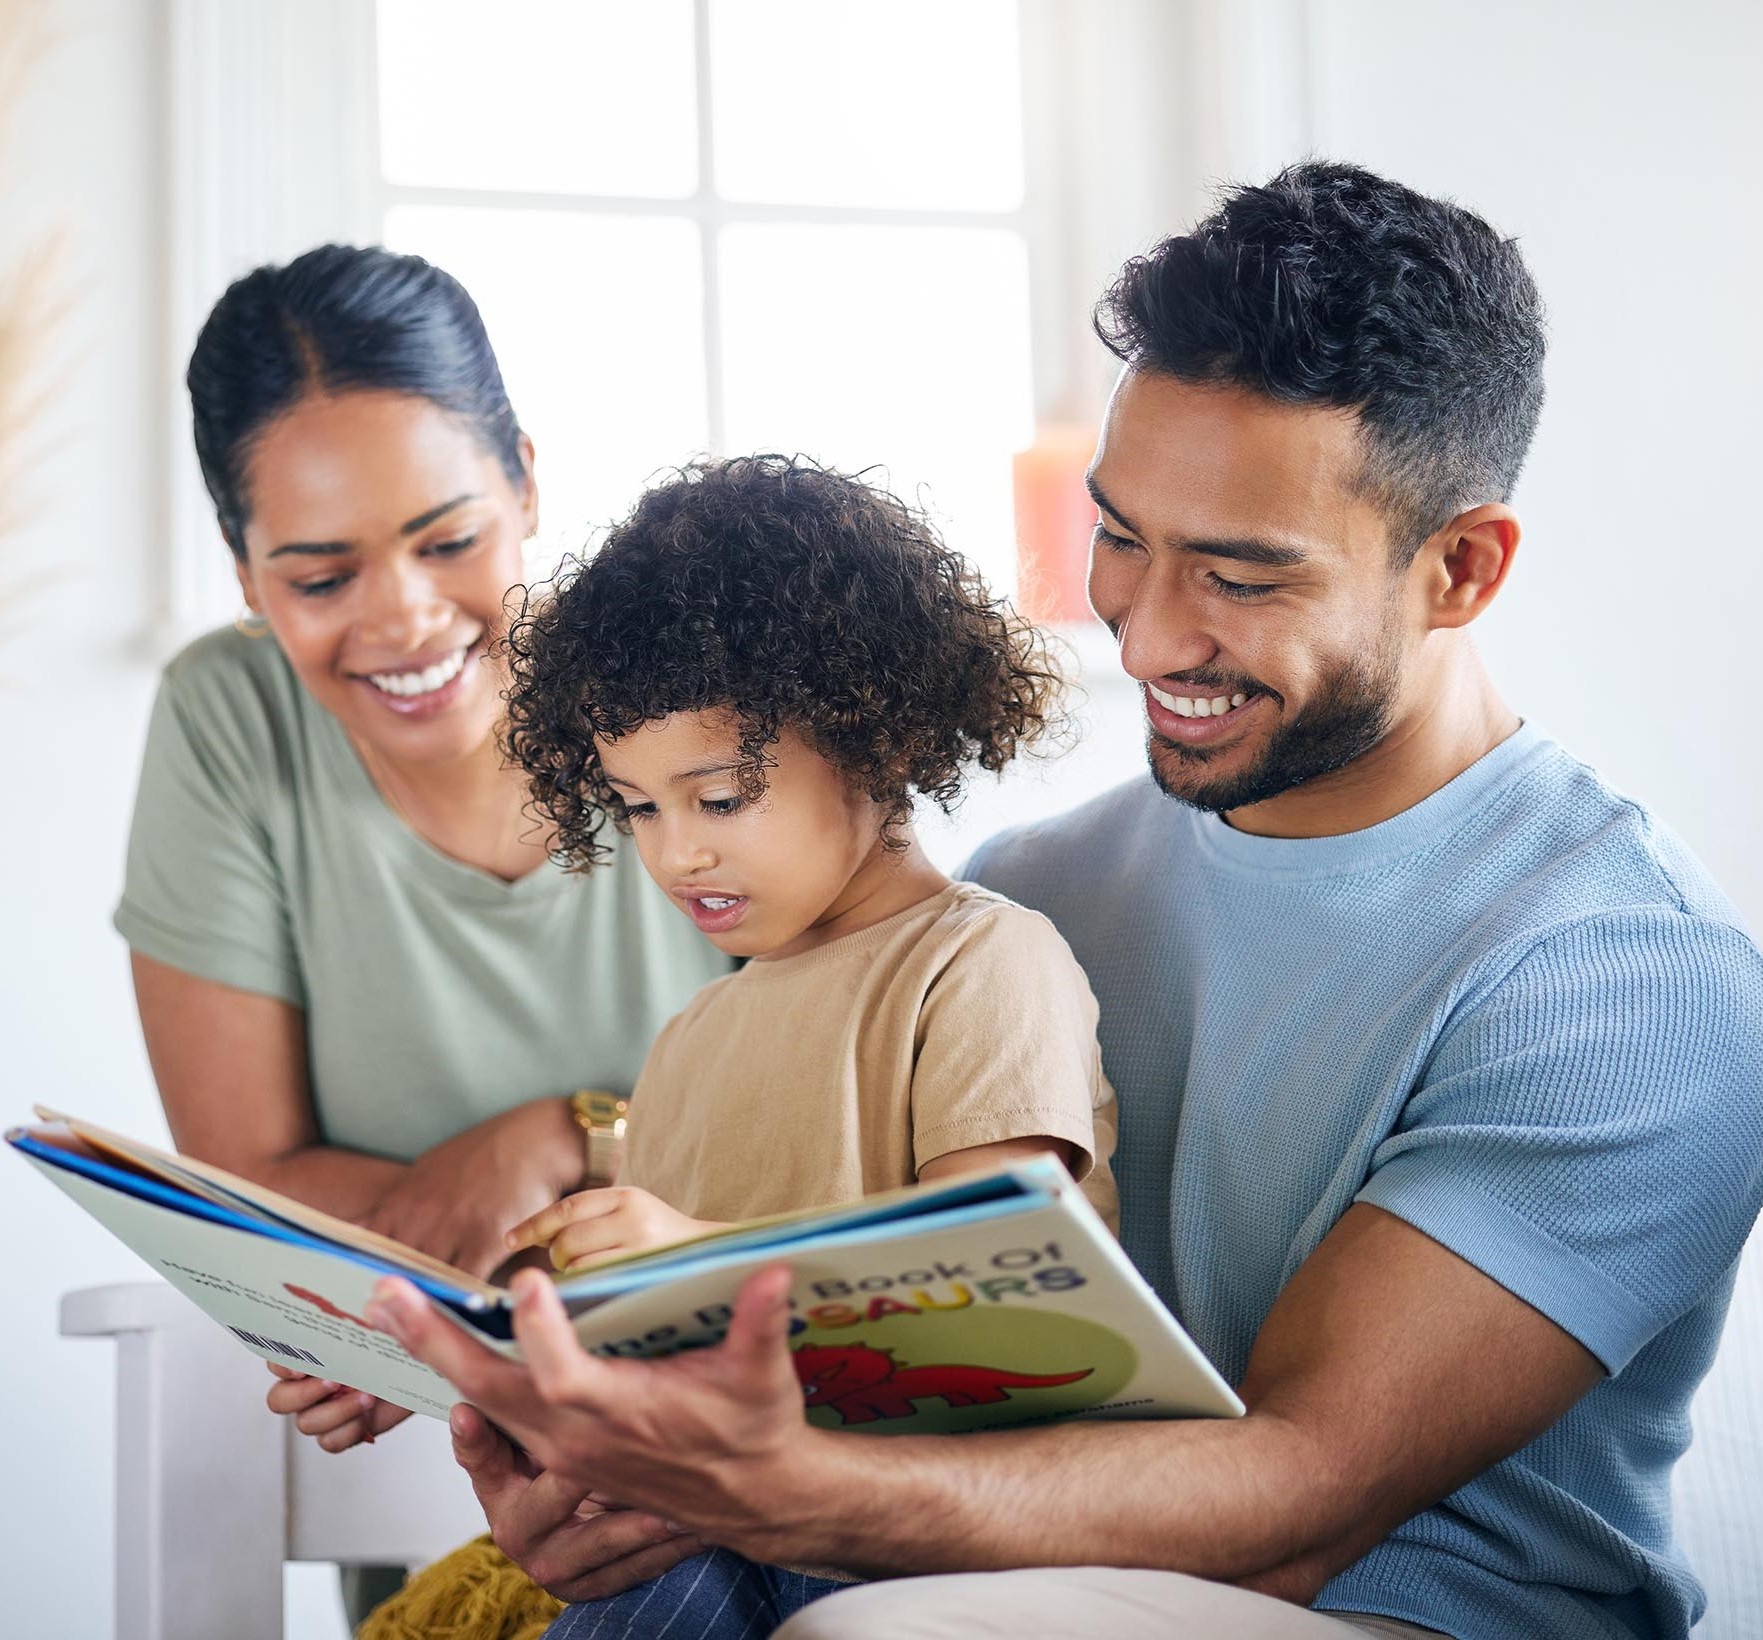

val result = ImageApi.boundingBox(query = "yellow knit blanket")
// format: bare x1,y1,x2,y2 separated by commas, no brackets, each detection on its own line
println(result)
355,1535,563,1640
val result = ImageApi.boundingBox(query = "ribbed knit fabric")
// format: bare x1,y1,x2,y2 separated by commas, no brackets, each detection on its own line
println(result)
965,723,1763,1640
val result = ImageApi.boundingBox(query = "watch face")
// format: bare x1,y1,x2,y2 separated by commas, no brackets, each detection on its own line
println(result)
583,1094,627,1127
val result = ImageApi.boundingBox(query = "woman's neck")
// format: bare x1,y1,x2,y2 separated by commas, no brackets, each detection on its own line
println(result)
352,731,550,883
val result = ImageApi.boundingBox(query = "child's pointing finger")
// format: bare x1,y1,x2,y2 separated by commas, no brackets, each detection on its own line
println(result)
504,1187,624,1253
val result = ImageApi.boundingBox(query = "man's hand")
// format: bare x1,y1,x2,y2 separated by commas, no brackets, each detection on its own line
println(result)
365,1263,819,1553
449,1402,707,1601
503,1186,725,1272
264,1362,414,1452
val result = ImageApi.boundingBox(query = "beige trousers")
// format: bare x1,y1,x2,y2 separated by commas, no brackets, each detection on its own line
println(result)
772,1568,1449,1639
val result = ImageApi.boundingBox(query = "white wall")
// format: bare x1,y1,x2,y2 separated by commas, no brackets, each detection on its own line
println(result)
1299,0,1763,930
0,4,170,1638
2,5,1759,1638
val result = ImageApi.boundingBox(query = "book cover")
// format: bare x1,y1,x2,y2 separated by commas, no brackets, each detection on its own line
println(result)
10,1113,1243,1434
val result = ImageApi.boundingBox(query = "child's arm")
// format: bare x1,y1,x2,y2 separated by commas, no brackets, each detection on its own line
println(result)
504,1187,728,1273
917,1134,1080,1183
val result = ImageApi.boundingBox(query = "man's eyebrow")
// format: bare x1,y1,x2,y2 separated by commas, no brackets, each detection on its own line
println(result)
1086,476,1308,569
264,494,480,559
1183,537,1309,569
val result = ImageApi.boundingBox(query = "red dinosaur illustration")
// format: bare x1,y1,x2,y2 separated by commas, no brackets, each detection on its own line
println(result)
285,1283,373,1330
793,1341,1093,1425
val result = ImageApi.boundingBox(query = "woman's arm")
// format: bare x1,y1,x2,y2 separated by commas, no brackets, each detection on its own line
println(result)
132,953,587,1276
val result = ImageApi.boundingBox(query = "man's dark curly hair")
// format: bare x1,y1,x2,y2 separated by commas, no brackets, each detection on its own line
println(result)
1094,160,1546,563
503,455,1063,869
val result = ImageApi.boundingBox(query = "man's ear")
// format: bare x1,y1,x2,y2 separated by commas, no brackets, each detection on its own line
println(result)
1418,504,1520,630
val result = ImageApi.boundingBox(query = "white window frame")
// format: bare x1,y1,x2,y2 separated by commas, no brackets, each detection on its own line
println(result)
156,0,1303,653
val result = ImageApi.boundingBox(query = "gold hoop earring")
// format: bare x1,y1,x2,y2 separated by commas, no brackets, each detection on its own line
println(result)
234,609,270,638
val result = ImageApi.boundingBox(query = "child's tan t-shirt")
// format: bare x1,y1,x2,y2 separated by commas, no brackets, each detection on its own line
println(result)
620,882,1118,1229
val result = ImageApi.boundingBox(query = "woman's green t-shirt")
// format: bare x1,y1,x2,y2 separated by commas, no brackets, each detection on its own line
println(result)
114,627,732,1162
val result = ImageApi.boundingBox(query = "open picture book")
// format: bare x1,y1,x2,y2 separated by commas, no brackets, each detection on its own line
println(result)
9,1109,1243,1435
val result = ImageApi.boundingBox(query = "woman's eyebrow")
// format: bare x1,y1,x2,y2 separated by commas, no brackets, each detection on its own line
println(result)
267,494,482,559
674,761,743,783
400,493,480,534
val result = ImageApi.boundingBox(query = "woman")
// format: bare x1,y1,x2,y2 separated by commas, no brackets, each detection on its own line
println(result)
115,244,731,1454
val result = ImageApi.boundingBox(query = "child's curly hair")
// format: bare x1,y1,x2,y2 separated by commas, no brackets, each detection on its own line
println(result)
504,454,1065,869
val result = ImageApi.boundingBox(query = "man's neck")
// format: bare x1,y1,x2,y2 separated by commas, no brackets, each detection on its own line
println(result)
1223,648,1520,840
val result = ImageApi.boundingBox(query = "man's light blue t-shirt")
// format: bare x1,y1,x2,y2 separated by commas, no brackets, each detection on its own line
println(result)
966,723,1763,1640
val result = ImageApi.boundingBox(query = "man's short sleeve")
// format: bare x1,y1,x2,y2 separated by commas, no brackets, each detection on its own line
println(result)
113,663,304,1006
910,902,1118,1218
1359,910,1763,1373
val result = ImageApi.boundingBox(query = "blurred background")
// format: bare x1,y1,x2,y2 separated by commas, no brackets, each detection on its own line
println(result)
1,1,1759,1634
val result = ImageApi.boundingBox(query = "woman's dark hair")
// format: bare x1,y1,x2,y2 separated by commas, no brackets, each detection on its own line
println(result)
504,455,1064,869
186,243,524,555
1094,160,1547,562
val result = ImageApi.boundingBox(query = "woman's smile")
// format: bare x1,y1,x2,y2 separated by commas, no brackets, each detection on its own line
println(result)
236,391,537,772
353,635,486,718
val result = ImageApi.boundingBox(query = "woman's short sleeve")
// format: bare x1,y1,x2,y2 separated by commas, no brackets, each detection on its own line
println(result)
113,649,304,1006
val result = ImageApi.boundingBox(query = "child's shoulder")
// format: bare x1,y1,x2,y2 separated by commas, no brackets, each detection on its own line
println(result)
920,882,1100,1026
931,881,1088,969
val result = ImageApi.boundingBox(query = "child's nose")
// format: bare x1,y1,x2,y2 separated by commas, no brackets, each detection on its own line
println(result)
661,824,716,878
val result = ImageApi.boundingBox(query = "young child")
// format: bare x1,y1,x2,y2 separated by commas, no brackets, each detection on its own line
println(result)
500,454,1117,1271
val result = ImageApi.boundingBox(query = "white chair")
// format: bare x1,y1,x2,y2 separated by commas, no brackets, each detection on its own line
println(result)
62,1281,488,1640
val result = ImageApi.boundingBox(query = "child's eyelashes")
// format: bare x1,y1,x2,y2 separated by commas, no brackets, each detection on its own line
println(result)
616,796,746,823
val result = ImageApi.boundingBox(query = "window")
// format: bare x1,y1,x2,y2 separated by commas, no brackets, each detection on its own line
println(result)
374,0,1036,592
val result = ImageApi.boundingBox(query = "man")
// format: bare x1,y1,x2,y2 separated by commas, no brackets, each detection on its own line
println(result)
366,163,1763,1638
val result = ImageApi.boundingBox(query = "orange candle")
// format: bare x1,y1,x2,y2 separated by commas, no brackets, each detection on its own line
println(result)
1012,424,1098,625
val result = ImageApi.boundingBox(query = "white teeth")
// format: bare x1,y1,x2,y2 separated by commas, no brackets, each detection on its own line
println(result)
700,896,740,911
368,647,468,698
1150,683,1250,720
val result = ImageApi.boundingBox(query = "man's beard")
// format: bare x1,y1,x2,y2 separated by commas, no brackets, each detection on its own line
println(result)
1147,647,1400,816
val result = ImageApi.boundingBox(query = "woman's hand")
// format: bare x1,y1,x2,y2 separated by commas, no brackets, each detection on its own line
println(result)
363,1097,588,1278
505,1187,724,1272
264,1362,414,1452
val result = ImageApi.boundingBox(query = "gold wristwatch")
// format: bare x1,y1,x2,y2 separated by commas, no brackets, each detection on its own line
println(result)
569,1089,629,1186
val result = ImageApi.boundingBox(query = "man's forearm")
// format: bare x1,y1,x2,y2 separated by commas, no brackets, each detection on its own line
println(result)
726,1410,1344,1595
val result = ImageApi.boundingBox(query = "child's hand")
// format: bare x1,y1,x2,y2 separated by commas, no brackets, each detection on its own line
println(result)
504,1187,724,1272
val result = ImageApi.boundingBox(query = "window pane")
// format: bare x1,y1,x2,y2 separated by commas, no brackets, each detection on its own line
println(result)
385,205,710,573
719,223,1033,593
710,0,1024,210
377,1,698,198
